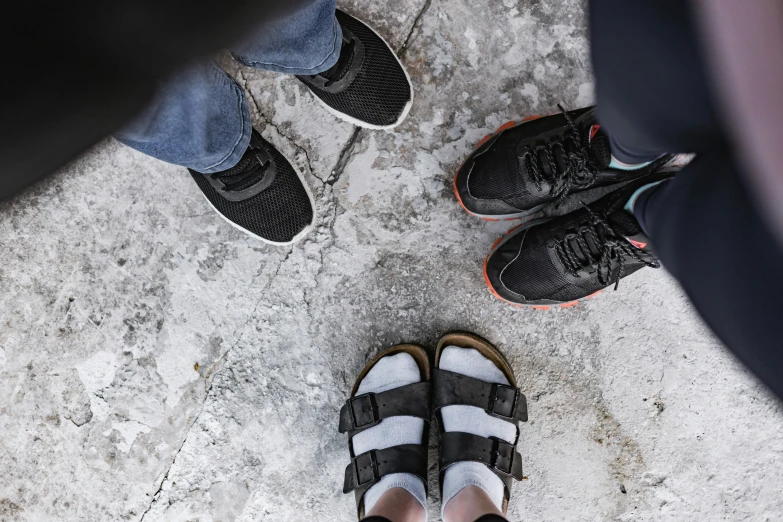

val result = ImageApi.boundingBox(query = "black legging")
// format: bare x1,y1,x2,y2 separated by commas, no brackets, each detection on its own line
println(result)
592,0,783,399
362,516,507,522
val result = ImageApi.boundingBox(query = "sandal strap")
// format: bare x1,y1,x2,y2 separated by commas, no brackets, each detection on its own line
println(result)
338,381,431,436
433,369,528,423
439,432,523,492
343,444,428,502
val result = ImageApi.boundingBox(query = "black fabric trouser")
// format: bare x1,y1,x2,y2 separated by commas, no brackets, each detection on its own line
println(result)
592,1,783,399
362,515,508,522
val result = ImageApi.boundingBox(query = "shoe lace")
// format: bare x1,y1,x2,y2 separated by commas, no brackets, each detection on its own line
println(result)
554,206,659,290
210,150,271,193
521,104,601,204
308,37,356,87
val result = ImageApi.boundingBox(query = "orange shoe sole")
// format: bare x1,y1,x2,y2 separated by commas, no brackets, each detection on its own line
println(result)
482,225,605,310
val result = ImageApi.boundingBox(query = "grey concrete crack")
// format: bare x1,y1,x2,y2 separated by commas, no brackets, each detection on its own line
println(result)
399,0,433,58
326,128,362,185
326,0,433,186
207,246,293,378
235,70,322,185
137,248,292,522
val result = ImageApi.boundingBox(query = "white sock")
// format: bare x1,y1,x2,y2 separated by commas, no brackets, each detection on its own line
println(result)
351,353,428,517
440,347,517,520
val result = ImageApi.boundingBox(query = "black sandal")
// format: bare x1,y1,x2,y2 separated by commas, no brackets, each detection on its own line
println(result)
339,344,432,519
433,332,528,515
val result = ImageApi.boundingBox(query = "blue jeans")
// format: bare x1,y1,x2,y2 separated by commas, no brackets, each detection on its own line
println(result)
116,0,341,173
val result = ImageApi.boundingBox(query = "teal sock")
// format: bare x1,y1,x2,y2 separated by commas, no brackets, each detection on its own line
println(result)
625,180,666,213
609,157,655,171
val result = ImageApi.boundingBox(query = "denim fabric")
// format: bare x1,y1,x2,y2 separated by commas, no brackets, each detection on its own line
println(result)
116,0,341,173
232,0,342,74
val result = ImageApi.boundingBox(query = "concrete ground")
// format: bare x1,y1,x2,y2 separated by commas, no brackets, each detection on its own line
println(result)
2,0,783,521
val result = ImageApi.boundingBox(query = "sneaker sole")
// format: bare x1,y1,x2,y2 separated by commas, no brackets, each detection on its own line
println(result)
198,151,317,247
306,12,414,131
482,221,604,310
453,116,543,221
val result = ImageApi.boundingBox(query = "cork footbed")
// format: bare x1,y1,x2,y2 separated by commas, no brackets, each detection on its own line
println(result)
435,331,519,515
349,343,430,520
435,331,517,387
350,343,430,397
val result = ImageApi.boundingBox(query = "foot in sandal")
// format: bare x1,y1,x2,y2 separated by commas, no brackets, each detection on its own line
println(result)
339,344,431,521
434,332,528,522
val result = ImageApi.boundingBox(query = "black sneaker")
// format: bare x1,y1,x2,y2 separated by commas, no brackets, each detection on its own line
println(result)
297,10,413,129
483,172,675,309
454,106,674,221
189,129,315,245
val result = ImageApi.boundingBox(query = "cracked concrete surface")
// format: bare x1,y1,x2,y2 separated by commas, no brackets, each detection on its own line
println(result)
2,0,783,521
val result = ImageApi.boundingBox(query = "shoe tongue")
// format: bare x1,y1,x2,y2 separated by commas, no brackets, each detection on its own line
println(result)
608,209,642,236
321,38,355,82
588,131,611,170
607,209,654,252
217,149,269,192
221,153,255,178
542,124,610,178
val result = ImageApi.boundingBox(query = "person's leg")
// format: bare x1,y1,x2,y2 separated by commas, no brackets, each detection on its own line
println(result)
443,486,506,522
362,486,510,522
361,513,507,522
115,1,342,244
363,487,425,522
117,65,317,245
591,0,783,398
630,153,783,399
362,479,509,522
450,3,710,222
590,0,725,162
339,348,429,521
116,0,341,171
236,1,414,129
434,333,526,522
116,62,252,172
231,0,342,75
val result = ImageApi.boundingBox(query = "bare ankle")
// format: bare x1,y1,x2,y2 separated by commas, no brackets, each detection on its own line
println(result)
365,487,425,522
443,485,503,522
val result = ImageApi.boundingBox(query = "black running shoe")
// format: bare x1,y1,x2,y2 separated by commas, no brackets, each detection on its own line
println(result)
297,10,413,129
484,172,675,309
189,130,315,245
455,106,674,221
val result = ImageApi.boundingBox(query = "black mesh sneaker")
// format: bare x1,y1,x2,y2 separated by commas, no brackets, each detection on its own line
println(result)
455,106,674,221
296,10,413,130
189,129,315,245
484,172,675,309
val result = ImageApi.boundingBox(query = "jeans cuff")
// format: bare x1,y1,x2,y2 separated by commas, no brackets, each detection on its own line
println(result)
195,89,253,174
233,17,342,75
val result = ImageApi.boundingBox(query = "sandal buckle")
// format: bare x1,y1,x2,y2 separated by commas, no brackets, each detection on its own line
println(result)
488,383,518,419
350,393,380,429
353,450,379,486
489,437,515,475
